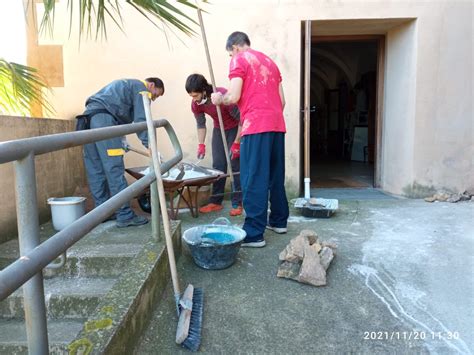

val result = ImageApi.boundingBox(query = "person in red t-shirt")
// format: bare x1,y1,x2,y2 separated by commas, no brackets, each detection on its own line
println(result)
185,74,242,216
211,32,289,248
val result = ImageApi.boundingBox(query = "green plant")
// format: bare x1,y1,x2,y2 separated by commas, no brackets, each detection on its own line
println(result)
39,0,202,39
1,0,206,116
0,59,54,115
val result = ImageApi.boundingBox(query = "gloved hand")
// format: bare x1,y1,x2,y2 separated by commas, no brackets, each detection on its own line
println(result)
230,142,240,160
197,144,206,159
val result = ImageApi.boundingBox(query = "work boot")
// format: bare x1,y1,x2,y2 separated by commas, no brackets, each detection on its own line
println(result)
116,215,148,228
199,203,223,214
229,204,243,217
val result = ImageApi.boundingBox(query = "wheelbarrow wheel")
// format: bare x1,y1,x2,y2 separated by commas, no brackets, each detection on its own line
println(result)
137,192,151,213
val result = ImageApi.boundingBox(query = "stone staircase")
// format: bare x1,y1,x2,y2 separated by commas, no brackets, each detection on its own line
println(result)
0,219,180,354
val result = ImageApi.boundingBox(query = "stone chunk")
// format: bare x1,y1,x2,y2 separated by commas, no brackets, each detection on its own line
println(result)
298,243,326,286
298,229,318,245
319,247,334,271
277,261,300,280
424,190,473,203
459,192,471,201
321,241,338,255
276,230,337,287
311,242,322,254
447,194,461,203
279,235,305,262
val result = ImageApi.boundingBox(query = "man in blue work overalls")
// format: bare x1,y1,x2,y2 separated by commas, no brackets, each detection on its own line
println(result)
78,78,164,228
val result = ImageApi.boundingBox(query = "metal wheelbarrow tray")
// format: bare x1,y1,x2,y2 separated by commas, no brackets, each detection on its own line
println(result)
125,162,227,219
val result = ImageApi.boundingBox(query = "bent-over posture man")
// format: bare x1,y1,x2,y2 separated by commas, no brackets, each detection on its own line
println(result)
78,78,164,228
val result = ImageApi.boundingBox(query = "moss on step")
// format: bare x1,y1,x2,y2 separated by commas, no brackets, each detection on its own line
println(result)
68,338,93,355
85,318,113,332
67,220,181,354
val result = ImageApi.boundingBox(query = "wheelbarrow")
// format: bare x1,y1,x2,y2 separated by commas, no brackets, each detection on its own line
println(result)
125,162,227,219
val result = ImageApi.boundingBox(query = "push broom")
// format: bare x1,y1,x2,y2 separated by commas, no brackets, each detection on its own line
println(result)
141,93,203,351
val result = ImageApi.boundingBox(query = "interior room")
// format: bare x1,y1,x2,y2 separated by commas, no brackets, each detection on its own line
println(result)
308,39,378,188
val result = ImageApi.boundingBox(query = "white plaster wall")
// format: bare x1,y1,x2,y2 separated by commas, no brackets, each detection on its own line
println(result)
35,0,473,196
411,1,473,194
380,20,418,193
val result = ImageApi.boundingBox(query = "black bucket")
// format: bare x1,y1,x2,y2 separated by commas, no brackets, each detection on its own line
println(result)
182,218,246,270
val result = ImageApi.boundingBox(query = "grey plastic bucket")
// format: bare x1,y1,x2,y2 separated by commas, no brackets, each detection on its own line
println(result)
47,197,86,231
182,218,246,270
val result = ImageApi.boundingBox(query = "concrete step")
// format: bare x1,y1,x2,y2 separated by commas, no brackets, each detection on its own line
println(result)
0,277,116,319
0,221,146,277
0,218,182,354
0,248,140,278
0,318,85,354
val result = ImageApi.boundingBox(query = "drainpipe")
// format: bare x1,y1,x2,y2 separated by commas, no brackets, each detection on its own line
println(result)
304,20,312,199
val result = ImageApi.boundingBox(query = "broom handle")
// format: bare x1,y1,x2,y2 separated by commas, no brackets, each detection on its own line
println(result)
141,93,181,297
127,145,150,157
196,6,235,192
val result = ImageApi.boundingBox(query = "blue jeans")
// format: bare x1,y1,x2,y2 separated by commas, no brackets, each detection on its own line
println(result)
240,132,289,239
83,112,135,222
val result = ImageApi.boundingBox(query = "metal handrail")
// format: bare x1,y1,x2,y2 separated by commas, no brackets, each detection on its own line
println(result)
0,117,182,354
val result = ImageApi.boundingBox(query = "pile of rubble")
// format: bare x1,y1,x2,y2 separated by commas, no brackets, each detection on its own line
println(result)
424,190,474,203
277,229,336,287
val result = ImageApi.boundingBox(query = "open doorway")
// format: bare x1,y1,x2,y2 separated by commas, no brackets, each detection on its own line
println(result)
306,37,382,188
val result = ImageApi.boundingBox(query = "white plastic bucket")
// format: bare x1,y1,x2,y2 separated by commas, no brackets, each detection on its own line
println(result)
47,197,86,231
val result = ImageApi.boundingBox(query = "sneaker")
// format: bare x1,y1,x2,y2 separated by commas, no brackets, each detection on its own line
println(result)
199,203,224,214
241,236,266,248
266,225,287,234
116,215,149,228
229,205,243,217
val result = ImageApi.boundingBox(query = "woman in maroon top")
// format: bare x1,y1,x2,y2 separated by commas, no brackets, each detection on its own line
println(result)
185,74,242,216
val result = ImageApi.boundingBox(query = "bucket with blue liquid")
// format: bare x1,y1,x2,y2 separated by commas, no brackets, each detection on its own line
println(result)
182,217,246,270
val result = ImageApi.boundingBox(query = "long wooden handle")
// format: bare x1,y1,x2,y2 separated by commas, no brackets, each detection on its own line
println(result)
196,6,235,191
141,93,181,297
127,145,150,157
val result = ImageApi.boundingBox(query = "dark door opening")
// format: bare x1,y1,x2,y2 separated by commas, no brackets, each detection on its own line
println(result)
308,38,380,188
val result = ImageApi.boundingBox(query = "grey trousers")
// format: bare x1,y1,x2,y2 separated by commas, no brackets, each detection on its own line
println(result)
83,112,135,222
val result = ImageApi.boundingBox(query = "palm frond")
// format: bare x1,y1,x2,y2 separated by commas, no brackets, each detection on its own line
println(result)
38,0,56,36
39,0,205,40
0,59,55,116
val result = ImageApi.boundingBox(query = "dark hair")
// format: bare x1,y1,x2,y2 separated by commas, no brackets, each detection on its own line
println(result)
145,77,165,94
185,74,212,94
225,31,251,51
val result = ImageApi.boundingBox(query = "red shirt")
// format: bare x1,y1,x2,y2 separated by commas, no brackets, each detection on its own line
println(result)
228,48,286,136
191,87,239,130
